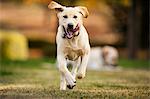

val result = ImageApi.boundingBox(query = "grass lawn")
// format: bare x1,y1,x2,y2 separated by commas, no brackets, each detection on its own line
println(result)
0,58,150,98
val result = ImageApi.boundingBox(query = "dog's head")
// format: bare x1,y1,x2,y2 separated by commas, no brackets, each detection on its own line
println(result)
48,1,89,39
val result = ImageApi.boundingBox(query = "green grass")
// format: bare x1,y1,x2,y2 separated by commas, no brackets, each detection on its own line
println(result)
0,58,150,98
119,58,149,69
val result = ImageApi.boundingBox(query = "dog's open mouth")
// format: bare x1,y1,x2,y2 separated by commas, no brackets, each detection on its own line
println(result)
63,24,80,39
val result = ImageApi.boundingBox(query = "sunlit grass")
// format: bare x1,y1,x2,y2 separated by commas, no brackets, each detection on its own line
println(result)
0,58,150,98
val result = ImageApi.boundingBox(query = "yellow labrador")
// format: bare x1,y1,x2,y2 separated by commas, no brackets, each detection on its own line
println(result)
88,46,119,70
48,1,90,90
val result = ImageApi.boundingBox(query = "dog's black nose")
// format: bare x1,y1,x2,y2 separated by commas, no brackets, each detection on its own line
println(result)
68,23,73,29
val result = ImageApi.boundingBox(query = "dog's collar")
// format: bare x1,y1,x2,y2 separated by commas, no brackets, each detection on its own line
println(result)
62,25,80,39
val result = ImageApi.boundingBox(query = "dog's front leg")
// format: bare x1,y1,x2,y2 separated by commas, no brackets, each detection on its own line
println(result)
60,74,66,90
71,57,81,79
57,55,76,90
77,52,90,79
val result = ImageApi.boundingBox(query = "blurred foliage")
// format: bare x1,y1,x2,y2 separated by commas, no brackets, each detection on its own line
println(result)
23,0,50,5
0,30,29,60
0,0,131,7
106,0,130,7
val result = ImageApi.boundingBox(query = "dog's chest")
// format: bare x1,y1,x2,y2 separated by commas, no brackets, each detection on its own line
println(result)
68,38,79,48
63,38,84,61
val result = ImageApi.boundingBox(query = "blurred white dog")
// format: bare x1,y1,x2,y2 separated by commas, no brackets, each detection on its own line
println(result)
48,1,90,90
88,46,119,71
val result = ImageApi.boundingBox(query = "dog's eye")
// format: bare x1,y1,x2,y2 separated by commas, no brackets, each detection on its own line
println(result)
73,15,77,19
63,15,68,18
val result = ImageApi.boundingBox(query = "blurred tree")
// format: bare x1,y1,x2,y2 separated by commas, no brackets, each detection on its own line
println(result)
127,0,139,59
127,0,149,59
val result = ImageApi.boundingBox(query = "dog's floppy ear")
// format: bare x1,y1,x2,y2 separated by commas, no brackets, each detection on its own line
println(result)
48,1,64,12
77,6,89,18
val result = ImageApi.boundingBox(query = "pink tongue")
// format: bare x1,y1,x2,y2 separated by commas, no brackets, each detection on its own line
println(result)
67,31,73,38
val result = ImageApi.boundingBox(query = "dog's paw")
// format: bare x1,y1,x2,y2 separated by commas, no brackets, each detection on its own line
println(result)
77,72,85,79
67,84,76,89
65,72,76,89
